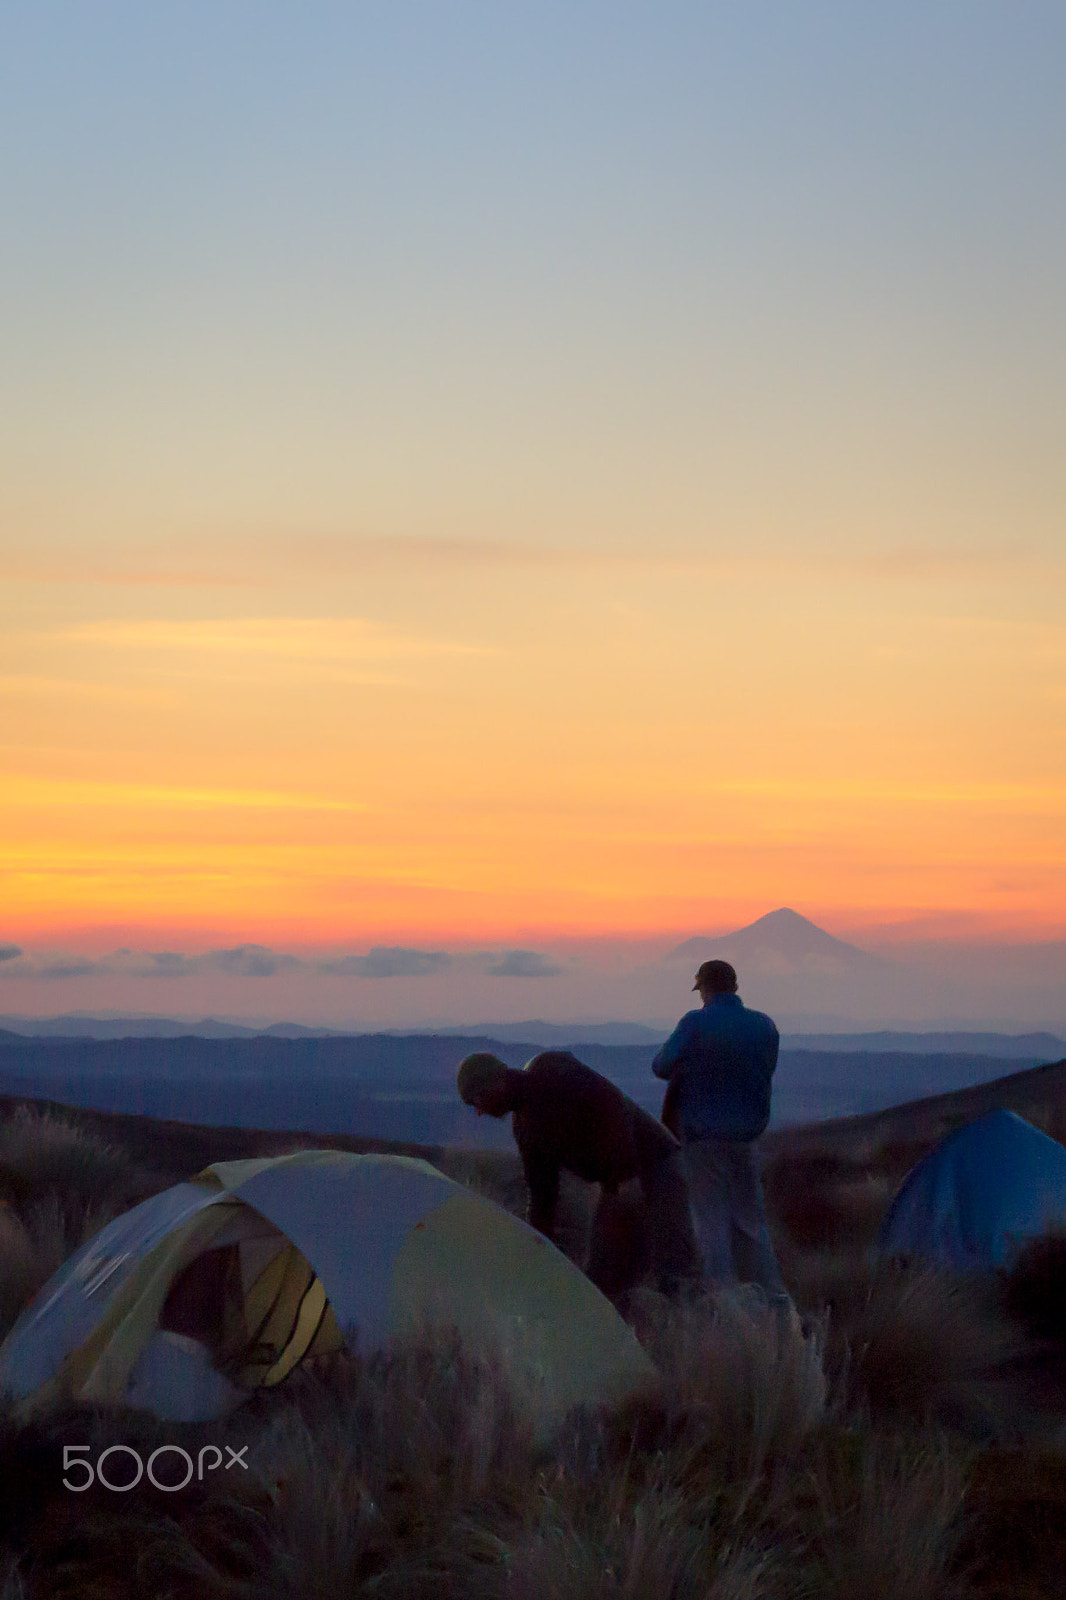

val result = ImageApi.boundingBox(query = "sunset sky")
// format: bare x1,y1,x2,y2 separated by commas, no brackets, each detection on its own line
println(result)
2,5,1064,1020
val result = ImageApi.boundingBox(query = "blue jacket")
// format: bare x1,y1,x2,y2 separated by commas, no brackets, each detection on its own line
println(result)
652,993,778,1141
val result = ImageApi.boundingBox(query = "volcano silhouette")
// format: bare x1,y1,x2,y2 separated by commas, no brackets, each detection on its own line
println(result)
670,908,880,970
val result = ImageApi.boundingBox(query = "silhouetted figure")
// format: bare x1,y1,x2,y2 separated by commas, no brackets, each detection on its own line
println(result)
457,1049,700,1305
654,960,787,1301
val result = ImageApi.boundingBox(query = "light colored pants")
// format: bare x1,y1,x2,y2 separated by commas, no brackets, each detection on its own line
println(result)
682,1137,785,1299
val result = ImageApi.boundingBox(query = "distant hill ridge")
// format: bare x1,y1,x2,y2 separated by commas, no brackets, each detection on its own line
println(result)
2,1012,1061,1059
766,1052,1066,1163
1,1026,1063,1153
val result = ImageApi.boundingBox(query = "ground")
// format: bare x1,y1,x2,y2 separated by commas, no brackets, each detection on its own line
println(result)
0,1089,1065,1598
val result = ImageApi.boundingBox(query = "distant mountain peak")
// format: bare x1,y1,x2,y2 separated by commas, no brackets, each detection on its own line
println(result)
739,907,824,935
670,907,876,965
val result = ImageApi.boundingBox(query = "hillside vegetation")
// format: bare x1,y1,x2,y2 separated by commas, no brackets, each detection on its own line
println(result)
0,1087,1064,1597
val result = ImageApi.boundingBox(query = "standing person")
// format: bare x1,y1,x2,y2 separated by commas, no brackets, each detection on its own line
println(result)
653,960,787,1301
456,1049,701,1305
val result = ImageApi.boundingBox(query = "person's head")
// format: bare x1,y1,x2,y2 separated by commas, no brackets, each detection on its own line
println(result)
456,1052,514,1117
692,959,738,1001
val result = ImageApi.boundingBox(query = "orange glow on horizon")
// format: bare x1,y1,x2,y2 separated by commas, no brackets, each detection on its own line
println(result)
3,511,1063,959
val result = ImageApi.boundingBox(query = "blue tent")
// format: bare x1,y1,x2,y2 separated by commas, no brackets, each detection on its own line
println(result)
879,1111,1066,1272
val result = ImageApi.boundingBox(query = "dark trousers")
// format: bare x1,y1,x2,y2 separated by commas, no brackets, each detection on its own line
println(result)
585,1148,701,1305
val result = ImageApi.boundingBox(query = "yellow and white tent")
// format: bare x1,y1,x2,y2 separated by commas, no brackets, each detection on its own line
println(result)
0,1150,654,1425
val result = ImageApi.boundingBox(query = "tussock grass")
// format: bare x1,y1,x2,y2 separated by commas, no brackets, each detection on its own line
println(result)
91,1333,543,1600
0,1109,152,1340
800,1428,972,1600
0,1277,1031,1600
834,1262,1024,1434
959,1444,1066,1595
777,1245,1027,1436
0,1197,119,1342
501,1484,779,1600
0,1108,150,1228
0,1212,42,1344
766,1152,892,1253
2,1101,1066,1597
623,1288,827,1511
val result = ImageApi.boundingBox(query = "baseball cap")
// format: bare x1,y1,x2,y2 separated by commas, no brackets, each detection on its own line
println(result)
692,959,738,993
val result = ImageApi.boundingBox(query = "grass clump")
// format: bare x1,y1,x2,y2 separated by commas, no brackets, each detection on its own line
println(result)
0,1107,150,1219
834,1262,1024,1435
0,1198,119,1341
799,1427,972,1600
0,1108,152,1340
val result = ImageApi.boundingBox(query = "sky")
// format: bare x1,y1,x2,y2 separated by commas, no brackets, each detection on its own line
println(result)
1,4,1064,1023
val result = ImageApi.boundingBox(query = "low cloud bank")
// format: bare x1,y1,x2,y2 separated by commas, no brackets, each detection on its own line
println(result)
318,947,450,978
0,942,566,982
487,949,564,978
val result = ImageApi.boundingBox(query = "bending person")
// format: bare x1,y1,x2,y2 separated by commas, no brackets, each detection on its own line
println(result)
457,1049,700,1304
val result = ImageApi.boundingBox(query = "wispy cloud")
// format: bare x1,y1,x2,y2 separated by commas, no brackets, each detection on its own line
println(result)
3,776,362,813
5,535,1056,589
0,676,176,706
62,617,491,663
0,944,22,963
31,958,101,980
0,547,261,587
237,535,1061,583
828,546,1046,581
117,944,303,979
688,777,1066,809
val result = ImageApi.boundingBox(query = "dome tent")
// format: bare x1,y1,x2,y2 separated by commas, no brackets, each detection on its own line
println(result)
879,1110,1066,1273
0,1150,654,1424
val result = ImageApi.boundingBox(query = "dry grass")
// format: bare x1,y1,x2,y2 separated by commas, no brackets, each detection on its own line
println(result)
623,1288,828,1518
775,1242,1029,1437
0,1109,149,1342
0,1560,23,1600
799,1428,972,1600
835,1262,1024,1435
0,1196,125,1342
501,1484,779,1600
765,1152,893,1253
0,1108,150,1214
2,1101,1066,1596
0,1279,1026,1600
